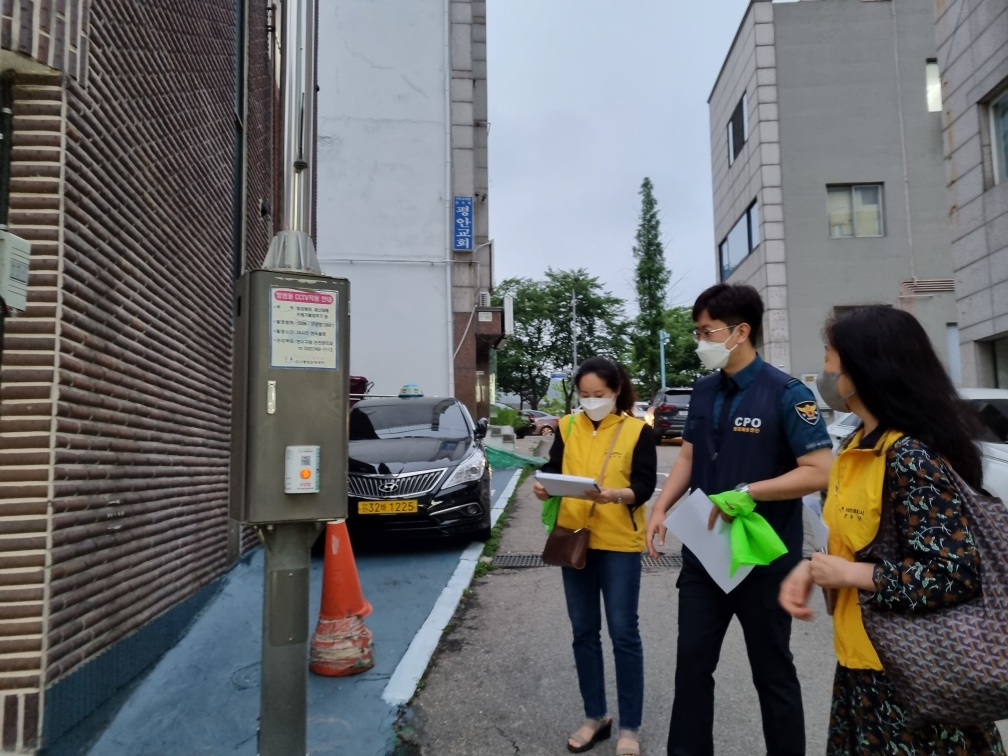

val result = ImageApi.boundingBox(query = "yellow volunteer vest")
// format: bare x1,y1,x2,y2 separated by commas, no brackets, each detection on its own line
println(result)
556,412,646,553
823,428,904,670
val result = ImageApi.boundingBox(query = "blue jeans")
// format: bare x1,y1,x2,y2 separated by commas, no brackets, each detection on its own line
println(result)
562,548,643,730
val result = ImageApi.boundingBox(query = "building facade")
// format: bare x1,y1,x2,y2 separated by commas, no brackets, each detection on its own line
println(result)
710,0,958,383
0,3,274,750
933,0,1008,387
315,0,503,419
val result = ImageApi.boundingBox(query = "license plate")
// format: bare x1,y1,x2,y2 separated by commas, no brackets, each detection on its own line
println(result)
357,499,419,514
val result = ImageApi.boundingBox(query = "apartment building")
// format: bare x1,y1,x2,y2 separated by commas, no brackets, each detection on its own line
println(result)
0,3,274,749
315,0,505,418
933,0,1008,386
710,0,957,382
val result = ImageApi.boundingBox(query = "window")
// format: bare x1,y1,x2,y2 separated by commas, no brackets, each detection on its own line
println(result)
926,60,942,112
718,201,760,280
727,93,747,166
827,184,884,238
992,90,1008,185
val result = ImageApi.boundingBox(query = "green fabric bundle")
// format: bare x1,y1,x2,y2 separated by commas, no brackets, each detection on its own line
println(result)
709,489,787,576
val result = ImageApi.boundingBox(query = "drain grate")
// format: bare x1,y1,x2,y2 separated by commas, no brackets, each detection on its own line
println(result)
491,552,683,570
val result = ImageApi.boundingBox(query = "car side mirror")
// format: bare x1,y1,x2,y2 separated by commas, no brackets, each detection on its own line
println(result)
475,417,489,438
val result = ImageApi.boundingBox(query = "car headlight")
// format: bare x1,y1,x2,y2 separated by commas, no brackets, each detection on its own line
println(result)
442,450,487,489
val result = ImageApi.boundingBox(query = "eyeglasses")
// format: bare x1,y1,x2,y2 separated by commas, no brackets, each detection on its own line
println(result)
692,325,739,342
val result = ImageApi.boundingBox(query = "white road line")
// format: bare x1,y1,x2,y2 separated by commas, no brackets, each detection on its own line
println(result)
381,468,522,706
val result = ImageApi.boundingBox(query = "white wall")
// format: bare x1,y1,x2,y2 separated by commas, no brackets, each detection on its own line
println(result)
316,0,452,397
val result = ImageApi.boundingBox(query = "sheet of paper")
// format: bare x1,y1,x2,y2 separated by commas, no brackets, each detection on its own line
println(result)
535,472,600,499
663,489,753,593
802,494,829,553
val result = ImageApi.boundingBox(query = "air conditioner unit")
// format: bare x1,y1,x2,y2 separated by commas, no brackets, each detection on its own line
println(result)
477,290,491,308
0,231,30,311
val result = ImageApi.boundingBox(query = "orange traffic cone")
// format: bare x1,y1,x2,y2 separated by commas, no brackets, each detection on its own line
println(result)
309,521,376,676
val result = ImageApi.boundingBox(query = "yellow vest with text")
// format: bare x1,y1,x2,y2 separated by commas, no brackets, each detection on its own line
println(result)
556,412,646,553
823,428,904,670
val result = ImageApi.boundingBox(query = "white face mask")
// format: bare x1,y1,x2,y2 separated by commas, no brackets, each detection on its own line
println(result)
580,395,616,421
695,327,740,371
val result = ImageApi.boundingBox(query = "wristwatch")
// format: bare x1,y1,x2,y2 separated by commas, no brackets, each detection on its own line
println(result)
735,483,750,496
616,490,624,504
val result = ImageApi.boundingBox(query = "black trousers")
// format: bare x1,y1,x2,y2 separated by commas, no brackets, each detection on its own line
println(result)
667,562,805,756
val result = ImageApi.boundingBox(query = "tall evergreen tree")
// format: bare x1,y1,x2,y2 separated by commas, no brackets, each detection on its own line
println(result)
630,177,672,400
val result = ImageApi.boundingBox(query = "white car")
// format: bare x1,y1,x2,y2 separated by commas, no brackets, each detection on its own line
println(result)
825,388,1008,501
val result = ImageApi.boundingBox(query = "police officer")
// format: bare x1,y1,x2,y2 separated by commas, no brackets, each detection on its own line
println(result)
646,283,833,756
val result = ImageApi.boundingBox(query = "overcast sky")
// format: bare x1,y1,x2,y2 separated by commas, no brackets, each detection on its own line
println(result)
486,0,759,315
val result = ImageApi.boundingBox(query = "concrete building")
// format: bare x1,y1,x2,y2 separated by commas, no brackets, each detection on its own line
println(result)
315,0,504,419
709,0,958,383
0,3,274,750
933,0,1008,387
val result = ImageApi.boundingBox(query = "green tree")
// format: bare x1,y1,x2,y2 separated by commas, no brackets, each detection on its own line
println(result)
661,306,706,388
630,177,672,400
492,269,630,413
543,268,630,413
492,277,554,409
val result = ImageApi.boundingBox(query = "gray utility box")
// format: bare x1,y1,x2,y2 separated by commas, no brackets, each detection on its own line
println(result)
230,269,350,524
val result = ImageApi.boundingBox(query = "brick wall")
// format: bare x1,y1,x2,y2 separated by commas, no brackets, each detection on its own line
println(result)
0,1,274,749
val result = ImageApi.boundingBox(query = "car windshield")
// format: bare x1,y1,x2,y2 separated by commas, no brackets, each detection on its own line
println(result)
349,401,471,441
969,398,1008,443
656,392,691,406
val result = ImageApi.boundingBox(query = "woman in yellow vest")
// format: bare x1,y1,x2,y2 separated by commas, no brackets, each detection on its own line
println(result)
533,356,657,756
779,306,1004,754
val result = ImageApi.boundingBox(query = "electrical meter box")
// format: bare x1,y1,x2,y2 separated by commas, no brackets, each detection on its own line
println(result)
230,269,350,524
0,231,31,311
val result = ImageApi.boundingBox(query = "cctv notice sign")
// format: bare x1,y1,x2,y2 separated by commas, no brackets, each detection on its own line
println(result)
270,288,339,369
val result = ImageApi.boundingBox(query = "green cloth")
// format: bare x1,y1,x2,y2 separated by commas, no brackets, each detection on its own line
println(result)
709,489,788,576
484,445,546,470
541,496,561,533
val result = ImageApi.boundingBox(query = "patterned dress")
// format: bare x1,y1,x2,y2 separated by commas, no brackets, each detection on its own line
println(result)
827,436,1005,755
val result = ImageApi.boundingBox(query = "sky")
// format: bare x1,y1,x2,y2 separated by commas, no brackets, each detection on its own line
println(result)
485,0,761,315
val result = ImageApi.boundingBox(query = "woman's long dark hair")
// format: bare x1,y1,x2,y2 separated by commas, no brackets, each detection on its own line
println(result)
825,306,984,488
574,356,636,414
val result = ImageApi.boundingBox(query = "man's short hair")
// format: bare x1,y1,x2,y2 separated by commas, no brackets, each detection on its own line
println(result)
691,283,764,344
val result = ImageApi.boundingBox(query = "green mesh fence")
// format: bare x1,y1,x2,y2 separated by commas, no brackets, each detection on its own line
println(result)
485,445,547,469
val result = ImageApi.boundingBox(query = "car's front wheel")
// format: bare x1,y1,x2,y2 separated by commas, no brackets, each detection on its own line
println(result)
475,525,492,542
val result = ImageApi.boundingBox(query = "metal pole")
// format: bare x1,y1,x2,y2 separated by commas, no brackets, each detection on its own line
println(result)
259,522,319,756
659,329,668,391
571,287,577,369
264,0,321,274
257,1,322,753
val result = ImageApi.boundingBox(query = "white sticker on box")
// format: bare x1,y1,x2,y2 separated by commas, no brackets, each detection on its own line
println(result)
284,445,320,494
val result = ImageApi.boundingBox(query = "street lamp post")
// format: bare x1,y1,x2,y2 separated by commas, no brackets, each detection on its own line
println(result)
659,329,669,391
571,286,577,369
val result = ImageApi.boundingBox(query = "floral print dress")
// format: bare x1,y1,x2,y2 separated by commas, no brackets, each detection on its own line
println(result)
827,436,1005,755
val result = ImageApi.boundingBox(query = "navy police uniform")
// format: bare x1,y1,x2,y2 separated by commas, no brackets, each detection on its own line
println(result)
667,354,832,756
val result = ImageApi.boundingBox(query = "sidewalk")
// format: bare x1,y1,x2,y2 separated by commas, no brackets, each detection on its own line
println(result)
397,450,840,755
44,467,524,756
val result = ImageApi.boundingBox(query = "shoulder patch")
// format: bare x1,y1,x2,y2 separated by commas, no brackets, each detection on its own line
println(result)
794,400,820,426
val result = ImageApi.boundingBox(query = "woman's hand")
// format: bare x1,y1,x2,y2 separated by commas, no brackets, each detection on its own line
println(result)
532,481,549,501
779,560,816,621
582,487,624,504
809,553,875,591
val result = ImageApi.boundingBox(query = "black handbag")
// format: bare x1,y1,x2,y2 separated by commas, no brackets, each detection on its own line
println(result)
858,456,1008,727
541,419,624,570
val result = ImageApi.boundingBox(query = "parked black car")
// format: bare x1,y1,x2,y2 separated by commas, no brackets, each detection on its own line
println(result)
346,395,492,541
646,387,693,441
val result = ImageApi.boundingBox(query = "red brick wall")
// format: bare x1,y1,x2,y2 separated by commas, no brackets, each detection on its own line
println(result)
0,1,274,749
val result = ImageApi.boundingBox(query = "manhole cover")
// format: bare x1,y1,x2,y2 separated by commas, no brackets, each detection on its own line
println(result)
491,552,683,570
